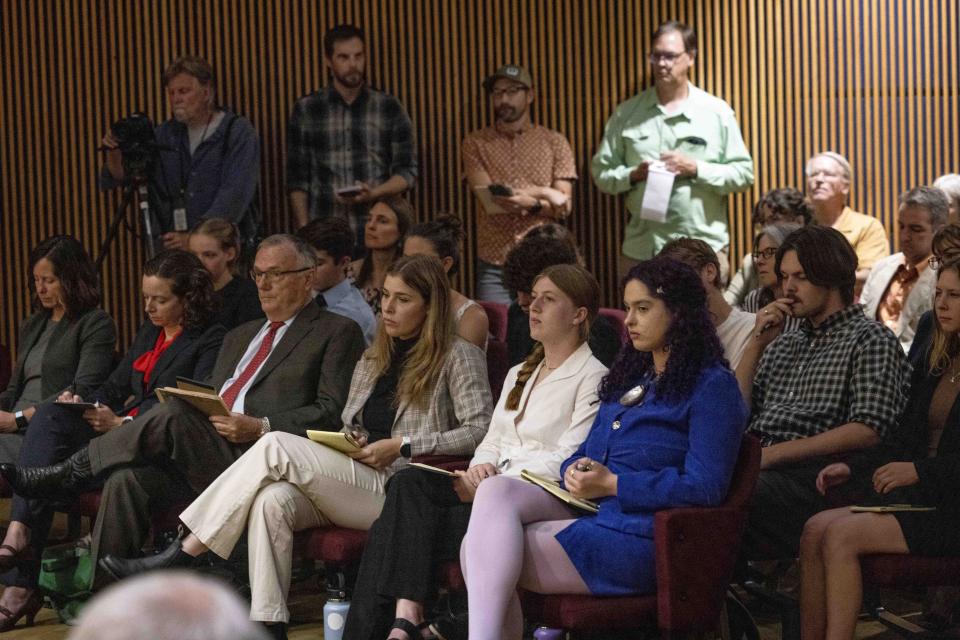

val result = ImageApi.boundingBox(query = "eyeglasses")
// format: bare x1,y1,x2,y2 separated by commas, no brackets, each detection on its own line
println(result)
250,267,312,284
648,51,686,65
805,169,846,180
752,247,779,262
490,86,527,99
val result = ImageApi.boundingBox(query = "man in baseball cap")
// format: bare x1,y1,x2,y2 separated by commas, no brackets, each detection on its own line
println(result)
463,64,578,303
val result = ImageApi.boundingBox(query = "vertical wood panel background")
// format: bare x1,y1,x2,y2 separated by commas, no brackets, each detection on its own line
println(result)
2,0,958,353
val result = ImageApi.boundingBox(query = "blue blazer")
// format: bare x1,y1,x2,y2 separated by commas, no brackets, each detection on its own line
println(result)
92,320,225,416
560,363,747,537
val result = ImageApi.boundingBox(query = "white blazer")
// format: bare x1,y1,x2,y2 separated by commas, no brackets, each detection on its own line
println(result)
470,341,608,480
860,252,936,354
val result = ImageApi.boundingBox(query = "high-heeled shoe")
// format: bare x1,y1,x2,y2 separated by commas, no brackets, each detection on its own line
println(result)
0,544,32,574
0,447,92,499
0,590,43,632
99,538,201,581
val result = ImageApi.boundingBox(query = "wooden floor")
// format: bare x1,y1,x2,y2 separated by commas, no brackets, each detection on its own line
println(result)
0,499,950,639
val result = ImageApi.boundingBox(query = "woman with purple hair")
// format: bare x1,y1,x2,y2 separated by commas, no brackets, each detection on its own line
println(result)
460,256,749,640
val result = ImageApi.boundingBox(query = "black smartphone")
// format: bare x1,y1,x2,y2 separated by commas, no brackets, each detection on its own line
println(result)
487,183,514,197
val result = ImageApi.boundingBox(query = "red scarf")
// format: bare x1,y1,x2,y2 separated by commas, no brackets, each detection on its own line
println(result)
127,328,182,417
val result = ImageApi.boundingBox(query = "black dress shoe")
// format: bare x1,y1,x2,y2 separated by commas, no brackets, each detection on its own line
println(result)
99,538,201,581
0,447,92,499
262,621,288,640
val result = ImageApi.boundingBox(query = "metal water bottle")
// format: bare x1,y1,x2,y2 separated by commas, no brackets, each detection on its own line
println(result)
533,626,565,640
323,575,350,640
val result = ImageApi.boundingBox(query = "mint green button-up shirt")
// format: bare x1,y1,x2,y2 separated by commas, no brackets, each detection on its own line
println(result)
592,83,754,259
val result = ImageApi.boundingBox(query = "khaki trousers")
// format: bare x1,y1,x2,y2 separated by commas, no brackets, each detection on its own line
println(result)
179,432,390,623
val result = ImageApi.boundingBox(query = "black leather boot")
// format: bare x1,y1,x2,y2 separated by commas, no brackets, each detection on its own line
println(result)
0,447,92,499
99,538,201,581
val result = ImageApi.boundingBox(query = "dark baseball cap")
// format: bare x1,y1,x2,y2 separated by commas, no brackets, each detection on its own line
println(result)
482,65,533,92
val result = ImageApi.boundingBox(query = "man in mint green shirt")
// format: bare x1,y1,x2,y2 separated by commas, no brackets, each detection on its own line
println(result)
592,21,754,281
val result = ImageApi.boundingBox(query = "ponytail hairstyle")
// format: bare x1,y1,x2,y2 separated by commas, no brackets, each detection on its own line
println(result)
929,258,960,377
505,264,600,410
142,249,219,331
190,218,241,274
366,254,455,408
405,214,465,276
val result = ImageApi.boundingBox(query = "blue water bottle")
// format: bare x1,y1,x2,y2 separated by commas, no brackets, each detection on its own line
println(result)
533,626,564,640
323,575,350,640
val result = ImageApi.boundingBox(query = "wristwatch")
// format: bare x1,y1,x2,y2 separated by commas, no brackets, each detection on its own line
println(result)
13,411,28,431
260,417,272,438
400,436,412,459
528,199,543,214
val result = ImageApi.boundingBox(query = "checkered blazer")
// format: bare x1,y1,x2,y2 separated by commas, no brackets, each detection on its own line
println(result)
341,338,493,472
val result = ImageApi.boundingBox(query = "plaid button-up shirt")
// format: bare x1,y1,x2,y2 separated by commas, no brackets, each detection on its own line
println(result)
286,85,417,236
748,304,911,446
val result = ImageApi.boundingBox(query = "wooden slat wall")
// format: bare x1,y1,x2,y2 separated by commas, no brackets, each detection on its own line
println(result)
2,0,959,354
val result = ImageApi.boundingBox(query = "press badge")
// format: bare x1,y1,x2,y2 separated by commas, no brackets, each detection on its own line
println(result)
173,207,188,231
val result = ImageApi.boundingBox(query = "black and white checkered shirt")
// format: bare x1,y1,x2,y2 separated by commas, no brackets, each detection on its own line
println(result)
748,304,911,446
286,85,417,236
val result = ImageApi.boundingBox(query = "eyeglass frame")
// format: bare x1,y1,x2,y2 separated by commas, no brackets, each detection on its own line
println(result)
249,266,313,284
752,247,779,262
489,85,528,100
647,51,687,65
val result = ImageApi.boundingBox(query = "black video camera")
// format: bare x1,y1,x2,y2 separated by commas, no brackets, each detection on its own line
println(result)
110,112,158,181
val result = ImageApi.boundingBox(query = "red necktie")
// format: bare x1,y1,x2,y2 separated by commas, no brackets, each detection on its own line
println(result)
221,321,284,411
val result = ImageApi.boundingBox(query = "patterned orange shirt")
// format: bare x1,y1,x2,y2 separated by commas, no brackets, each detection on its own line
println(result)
877,257,927,330
462,123,577,265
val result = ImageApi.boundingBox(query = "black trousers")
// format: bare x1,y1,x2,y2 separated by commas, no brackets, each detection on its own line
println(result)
343,468,472,640
3,403,98,588
742,456,864,559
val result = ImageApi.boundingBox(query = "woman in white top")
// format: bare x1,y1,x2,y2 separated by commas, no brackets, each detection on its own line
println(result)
342,264,608,640
403,215,489,350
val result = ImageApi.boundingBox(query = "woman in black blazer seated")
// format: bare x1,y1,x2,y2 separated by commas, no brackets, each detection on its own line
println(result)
0,235,116,460
799,258,960,640
0,249,224,632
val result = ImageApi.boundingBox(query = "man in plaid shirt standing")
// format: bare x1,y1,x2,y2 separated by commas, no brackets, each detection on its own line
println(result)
736,225,911,558
286,24,417,254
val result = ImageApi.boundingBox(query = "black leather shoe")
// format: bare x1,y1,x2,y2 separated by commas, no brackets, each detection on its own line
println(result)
262,621,288,640
0,447,92,499
99,539,200,581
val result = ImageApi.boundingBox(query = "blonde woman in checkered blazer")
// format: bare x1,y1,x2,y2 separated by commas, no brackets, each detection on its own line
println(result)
99,255,494,639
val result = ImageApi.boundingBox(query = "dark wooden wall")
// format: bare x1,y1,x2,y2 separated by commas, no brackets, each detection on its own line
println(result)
2,0,958,353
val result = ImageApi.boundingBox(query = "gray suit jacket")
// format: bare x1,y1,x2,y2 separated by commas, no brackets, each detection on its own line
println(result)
210,301,365,436
0,308,116,411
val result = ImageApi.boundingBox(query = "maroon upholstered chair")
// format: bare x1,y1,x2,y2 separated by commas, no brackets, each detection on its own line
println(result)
477,300,508,342
598,307,628,344
519,435,761,635
302,455,472,595
861,554,960,636
485,339,510,401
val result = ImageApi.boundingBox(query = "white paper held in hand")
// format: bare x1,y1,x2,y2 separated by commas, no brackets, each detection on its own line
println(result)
639,160,675,223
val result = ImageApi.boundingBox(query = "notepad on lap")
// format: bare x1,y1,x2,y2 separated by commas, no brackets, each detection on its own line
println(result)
155,387,230,417
850,504,936,513
306,430,362,454
175,376,216,393
409,462,459,477
521,469,599,514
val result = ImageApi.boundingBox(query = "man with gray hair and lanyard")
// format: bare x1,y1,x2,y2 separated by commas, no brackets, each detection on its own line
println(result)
100,55,262,251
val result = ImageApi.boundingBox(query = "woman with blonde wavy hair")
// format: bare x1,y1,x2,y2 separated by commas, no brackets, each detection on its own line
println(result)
98,255,494,640
341,263,609,640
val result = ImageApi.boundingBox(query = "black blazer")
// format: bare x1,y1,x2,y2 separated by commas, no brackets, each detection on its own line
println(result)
0,308,116,411
92,320,226,415
850,346,960,511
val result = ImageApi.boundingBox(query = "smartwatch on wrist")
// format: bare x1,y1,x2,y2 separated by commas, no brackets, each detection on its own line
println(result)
14,411,28,431
400,436,412,459
528,199,543,215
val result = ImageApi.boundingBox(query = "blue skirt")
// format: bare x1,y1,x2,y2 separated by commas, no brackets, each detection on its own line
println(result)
555,518,655,595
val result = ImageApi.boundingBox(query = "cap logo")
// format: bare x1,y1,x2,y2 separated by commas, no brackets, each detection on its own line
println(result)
505,66,520,76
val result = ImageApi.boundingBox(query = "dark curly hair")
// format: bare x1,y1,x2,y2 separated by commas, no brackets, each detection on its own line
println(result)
502,233,578,295
142,250,219,331
598,256,728,405
29,235,101,321
752,187,813,227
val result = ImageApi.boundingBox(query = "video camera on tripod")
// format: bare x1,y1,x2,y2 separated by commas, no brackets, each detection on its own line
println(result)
97,112,170,268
